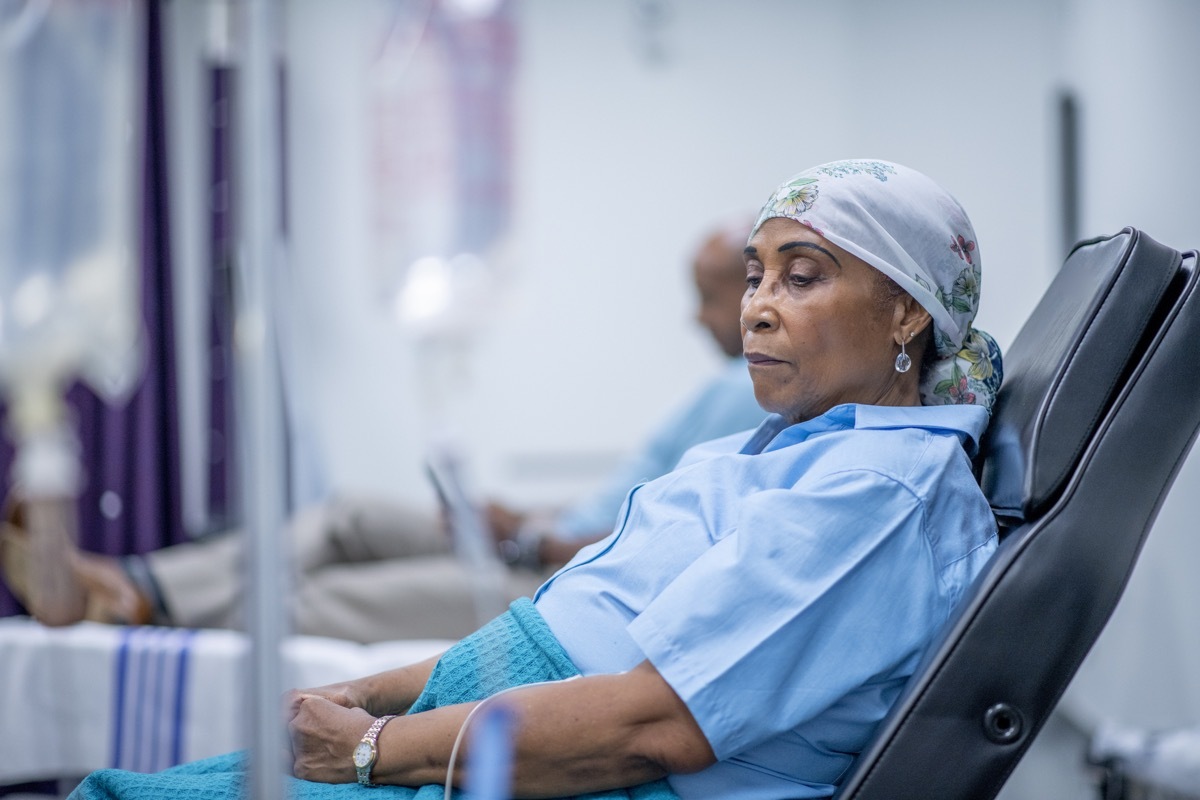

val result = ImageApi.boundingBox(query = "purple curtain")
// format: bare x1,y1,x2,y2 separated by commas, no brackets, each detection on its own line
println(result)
0,0,185,617
206,63,236,528
203,58,290,526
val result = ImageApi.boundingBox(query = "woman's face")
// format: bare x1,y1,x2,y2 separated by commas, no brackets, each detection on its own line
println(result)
741,217,911,424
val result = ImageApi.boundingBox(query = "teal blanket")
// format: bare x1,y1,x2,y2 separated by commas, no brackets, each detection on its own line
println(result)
69,599,680,800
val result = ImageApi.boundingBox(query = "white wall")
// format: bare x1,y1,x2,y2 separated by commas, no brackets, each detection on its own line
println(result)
1061,0,1200,728
279,0,1063,511
1003,1,1200,795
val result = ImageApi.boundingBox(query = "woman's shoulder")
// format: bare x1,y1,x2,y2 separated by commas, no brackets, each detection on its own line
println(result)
852,403,988,453
814,409,979,482
812,422,996,568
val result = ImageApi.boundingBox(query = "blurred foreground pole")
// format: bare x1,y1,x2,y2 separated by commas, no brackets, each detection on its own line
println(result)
466,701,518,800
232,0,289,797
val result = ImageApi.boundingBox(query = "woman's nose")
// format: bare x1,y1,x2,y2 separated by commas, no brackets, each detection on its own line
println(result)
741,286,777,332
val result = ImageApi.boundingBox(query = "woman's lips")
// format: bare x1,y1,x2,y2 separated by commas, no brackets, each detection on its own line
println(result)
745,352,787,366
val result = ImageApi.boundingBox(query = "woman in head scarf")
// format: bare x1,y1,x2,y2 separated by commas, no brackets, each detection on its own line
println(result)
748,159,999,413
69,161,1004,800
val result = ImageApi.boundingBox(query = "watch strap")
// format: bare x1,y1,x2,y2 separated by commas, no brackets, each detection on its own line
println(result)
354,714,398,787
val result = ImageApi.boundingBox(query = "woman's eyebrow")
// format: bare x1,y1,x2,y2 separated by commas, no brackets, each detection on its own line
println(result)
778,241,842,268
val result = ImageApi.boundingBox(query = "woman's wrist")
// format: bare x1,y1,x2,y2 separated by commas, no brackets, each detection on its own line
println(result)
352,674,388,716
361,655,442,716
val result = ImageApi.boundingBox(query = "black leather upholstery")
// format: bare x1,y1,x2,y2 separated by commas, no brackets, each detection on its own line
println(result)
834,229,1200,800
980,230,1180,525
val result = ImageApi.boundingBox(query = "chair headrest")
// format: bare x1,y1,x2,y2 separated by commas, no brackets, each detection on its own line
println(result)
979,228,1182,525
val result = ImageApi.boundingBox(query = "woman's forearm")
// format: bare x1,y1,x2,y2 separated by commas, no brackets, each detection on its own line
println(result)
368,660,715,797
356,653,442,716
506,667,705,797
291,652,443,720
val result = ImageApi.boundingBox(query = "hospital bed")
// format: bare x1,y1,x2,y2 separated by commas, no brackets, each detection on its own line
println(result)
0,618,450,786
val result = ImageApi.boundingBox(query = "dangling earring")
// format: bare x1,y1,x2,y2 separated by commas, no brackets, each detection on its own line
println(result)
894,332,913,374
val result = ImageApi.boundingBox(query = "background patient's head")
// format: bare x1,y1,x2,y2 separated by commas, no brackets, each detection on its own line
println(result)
692,218,754,359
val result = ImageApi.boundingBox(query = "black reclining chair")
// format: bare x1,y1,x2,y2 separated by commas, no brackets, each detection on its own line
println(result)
835,228,1200,800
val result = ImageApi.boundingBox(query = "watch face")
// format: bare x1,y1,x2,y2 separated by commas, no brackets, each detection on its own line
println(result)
353,741,373,768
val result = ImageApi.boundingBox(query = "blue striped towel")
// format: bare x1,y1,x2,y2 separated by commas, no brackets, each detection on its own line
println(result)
109,626,198,774
69,598,680,800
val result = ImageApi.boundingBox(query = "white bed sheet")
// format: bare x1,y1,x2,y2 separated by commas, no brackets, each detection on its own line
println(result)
0,616,451,785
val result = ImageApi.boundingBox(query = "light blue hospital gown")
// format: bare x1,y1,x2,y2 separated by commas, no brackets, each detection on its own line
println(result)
535,403,998,799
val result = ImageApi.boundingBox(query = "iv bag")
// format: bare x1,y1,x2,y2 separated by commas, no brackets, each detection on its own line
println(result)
369,0,515,339
0,0,143,409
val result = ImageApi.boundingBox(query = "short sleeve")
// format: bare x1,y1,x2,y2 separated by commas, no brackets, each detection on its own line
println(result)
626,467,945,759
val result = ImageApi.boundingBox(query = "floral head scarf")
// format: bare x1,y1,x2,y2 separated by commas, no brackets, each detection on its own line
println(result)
753,159,1004,412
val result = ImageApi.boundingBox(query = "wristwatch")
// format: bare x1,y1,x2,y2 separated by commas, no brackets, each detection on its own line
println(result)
352,714,398,787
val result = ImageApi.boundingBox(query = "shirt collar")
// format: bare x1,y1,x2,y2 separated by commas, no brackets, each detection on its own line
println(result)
741,403,989,457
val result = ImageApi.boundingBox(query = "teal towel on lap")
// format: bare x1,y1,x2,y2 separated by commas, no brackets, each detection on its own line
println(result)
70,599,680,800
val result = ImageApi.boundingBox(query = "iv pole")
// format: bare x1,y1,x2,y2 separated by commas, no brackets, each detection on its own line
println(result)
232,0,290,797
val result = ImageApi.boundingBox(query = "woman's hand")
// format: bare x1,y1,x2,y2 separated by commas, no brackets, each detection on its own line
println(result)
284,655,440,720
284,678,372,719
287,694,376,783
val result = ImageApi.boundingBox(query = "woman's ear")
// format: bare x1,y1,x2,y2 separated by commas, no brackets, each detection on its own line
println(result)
893,294,933,344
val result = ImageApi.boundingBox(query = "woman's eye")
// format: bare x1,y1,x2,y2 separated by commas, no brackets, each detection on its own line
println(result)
789,273,815,286
745,274,762,289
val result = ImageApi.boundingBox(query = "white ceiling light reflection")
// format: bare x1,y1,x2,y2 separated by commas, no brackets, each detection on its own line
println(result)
393,253,493,337
395,256,453,328
443,0,503,20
